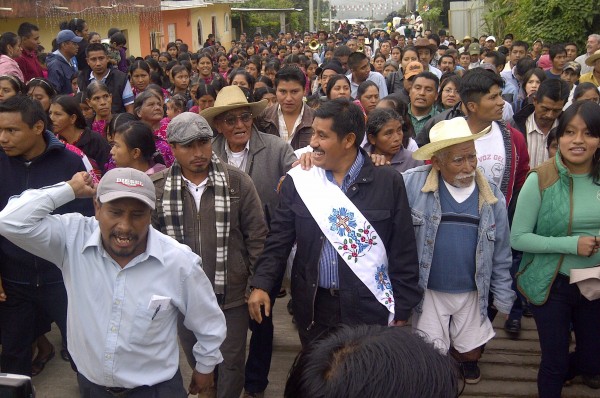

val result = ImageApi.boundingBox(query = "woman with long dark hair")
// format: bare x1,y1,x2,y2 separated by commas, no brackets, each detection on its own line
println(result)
110,120,166,175
50,95,111,175
511,100,600,397
0,32,23,81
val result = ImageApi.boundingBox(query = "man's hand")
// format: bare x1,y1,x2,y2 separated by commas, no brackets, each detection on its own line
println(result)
248,288,271,324
0,277,6,302
188,370,214,395
391,319,408,327
370,153,390,166
67,171,96,199
291,152,315,170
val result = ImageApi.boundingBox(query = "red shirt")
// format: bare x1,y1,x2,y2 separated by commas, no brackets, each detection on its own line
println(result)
15,49,44,82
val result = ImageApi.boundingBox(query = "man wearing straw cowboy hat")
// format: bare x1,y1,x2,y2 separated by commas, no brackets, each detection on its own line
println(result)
201,85,296,398
151,112,268,398
402,117,515,385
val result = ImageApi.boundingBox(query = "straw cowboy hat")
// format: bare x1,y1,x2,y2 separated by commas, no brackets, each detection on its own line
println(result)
200,85,268,126
585,49,600,66
412,117,491,160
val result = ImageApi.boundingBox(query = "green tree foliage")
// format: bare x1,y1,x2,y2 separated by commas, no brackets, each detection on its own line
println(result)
418,0,443,31
233,0,334,35
483,0,600,49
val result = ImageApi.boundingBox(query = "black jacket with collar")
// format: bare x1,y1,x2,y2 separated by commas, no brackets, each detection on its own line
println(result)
0,132,94,285
509,103,535,139
250,149,422,331
77,68,130,114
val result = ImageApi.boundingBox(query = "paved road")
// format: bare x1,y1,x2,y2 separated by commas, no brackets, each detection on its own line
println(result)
20,298,600,397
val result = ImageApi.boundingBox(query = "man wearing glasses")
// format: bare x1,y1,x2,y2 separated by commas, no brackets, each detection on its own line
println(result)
202,85,296,398
151,112,268,398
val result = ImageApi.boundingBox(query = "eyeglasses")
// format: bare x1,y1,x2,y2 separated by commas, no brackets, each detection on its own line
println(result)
222,112,253,126
449,154,477,167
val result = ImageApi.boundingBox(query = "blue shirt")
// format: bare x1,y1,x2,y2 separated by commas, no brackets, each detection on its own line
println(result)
318,151,364,288
0,183,226,388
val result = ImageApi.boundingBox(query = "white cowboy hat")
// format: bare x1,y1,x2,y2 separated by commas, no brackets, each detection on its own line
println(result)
200,85,268,126
412,117,491,160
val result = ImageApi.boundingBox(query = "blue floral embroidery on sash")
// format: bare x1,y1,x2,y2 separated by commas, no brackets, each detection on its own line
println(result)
375,264,392,291
329,207,378,262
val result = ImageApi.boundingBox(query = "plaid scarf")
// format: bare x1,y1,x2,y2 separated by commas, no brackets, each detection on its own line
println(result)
157,153,230,295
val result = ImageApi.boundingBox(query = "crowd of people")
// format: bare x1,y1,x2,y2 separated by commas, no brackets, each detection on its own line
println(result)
0,15,599,398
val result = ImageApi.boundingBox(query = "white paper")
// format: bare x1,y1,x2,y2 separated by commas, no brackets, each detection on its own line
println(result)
147,295,171,311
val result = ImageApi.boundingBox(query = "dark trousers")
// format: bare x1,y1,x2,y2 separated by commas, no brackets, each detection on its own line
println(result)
77,370,187,398
508,250,526,320
531,274,600,398
0,280,69,376
297,288,341,348
244,282,281,394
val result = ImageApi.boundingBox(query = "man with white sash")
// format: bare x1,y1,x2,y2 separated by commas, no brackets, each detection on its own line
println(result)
248,98,422,347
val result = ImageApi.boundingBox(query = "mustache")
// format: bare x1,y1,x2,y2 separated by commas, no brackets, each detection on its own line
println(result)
456,172,476,180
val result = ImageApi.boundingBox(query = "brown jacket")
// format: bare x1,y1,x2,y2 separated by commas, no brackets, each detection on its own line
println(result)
151,162,268,309
255,103,315,150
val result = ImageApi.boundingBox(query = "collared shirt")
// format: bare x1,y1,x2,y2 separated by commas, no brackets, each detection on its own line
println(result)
182,174,209,211
579,71,600,87
88,69,135,106
0,183,226,388
525,113,558,168
408,104,439,137
348,71,389,98
318,151,364,288
224,139,250,171
15,48,44,82
277,104,305,143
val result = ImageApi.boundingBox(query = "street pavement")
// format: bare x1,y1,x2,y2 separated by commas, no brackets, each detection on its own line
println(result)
18,298,600,397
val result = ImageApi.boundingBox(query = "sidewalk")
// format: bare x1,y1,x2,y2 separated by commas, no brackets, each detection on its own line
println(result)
22,299,600,397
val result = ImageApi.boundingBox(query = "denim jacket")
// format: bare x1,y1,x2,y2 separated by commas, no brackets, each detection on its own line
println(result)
402,165,515,323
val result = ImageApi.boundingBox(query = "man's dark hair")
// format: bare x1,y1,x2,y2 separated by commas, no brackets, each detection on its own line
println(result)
347,51,368,71
85,43,108,57
107,28,120,38
412,71,440,91
439,54,455,66
314,98,365,148
333,45,352,58
274,65,306,89
484,51,506,69
285,325,460,398
17,22,39,38
459,68,505,105
0,95,47,132
110,32,126,46
515,57,537,78
535,78,570,103
427,33,440,47
549,44,566,61
511,40,529,52
564,41,577,50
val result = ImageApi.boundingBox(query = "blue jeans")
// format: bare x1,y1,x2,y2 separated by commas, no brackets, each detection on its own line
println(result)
531,274,600,398
508,250,526,321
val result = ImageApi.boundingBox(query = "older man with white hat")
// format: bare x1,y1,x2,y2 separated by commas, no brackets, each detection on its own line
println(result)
201,84,296,398
151,112,268,398
402,117,515,385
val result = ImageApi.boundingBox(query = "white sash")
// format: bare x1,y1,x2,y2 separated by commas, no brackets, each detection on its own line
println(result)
288,165,395,323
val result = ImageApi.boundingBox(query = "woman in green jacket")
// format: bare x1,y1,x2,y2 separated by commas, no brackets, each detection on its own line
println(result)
511,100,600,397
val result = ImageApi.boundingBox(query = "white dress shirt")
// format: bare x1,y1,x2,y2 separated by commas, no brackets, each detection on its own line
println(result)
0,183,226,388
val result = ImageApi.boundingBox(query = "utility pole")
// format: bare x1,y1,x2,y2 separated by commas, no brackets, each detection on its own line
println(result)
309,0,314,32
